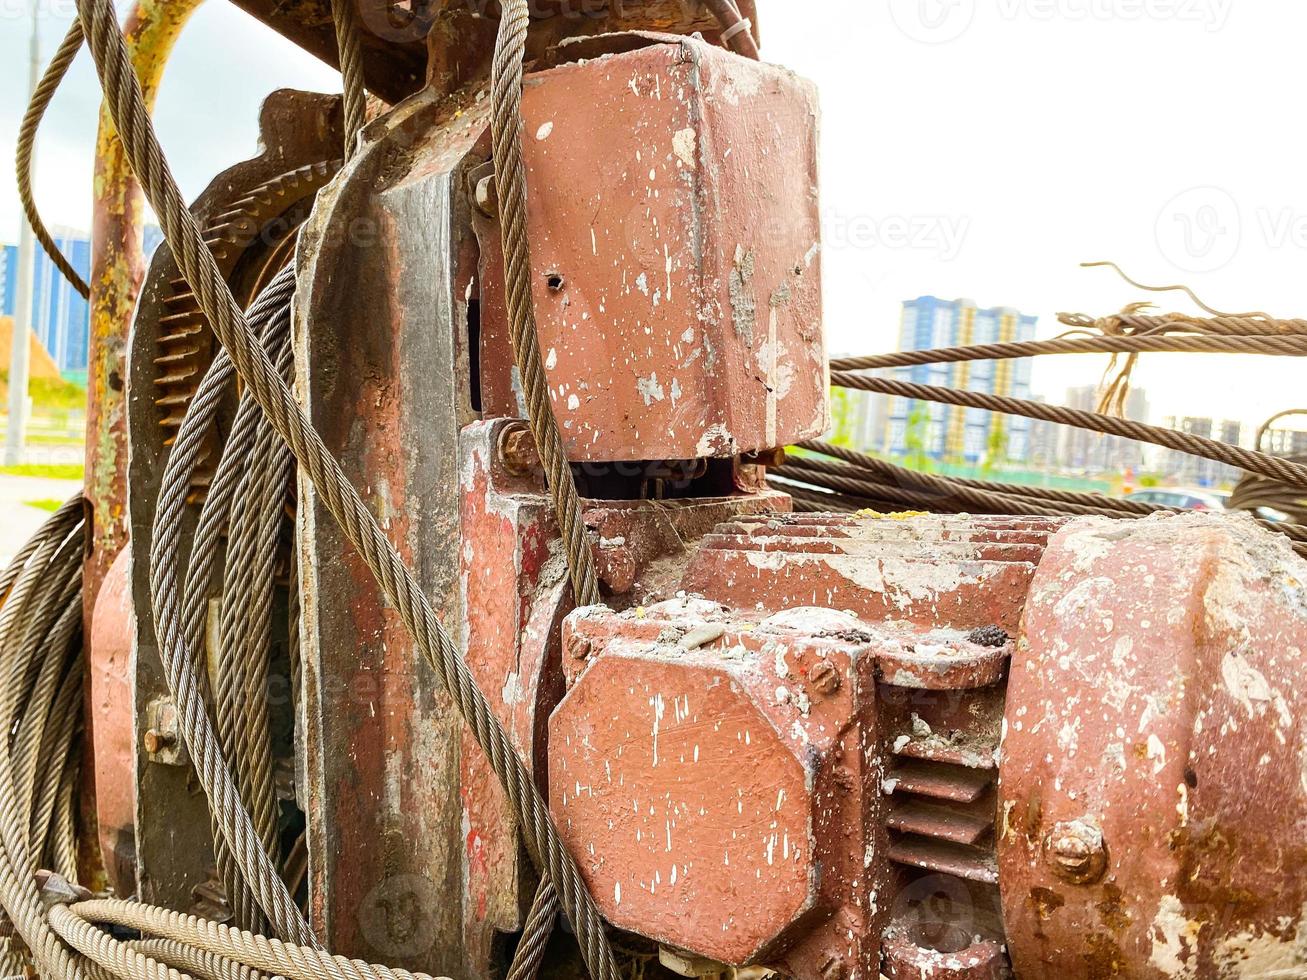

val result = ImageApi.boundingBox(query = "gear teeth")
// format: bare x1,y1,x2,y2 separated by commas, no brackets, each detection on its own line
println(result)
150,158,343,500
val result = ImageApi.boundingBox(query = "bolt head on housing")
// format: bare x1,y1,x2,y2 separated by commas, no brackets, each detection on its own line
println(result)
1044,820,1107,885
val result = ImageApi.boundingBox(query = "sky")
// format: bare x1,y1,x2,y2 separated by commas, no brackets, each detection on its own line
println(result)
2,0,1304,432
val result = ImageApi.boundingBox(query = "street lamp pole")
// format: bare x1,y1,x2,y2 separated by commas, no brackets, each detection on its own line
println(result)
5,0,41,467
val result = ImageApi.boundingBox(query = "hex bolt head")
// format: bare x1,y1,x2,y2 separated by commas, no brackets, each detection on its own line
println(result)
808,660,841,696
1044,819,1108,885
143,728,176,755
569,636,593,662
498,424,541,476
474,175,499,217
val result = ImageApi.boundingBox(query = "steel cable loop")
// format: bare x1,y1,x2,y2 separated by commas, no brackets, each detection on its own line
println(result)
212,423,294,932
776,459,1137,520
126,938,264,980
171,270,297,933
830,373,1307,489
773,465,1084,520
781,444,1307,557
17,20,91,299
52,759,81,883
74,1,617,971
332,0,366,155
785,443,1166,519
0,505,91,980
790,443,1166,515
828,332,1307,373
67,900,440,980
14,573,83,825
490,0,602,611
210,364,297,933
48,903,191,980
147,279,307,940
29,648,83,875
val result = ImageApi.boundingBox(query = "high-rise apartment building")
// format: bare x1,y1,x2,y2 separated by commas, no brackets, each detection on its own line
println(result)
886,297,1037,464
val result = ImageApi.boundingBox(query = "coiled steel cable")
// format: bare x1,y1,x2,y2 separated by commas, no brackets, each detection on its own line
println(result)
147,273,310,942
71,0,619,973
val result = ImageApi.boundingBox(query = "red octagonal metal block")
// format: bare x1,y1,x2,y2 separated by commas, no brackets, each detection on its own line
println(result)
549,601,885,972
477,37,828,462
552,650,815,963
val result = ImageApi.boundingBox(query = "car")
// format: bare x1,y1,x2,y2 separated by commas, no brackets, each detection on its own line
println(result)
1125,488,1231,511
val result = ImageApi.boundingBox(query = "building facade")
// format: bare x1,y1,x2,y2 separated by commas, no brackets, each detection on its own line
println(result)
1060,385,1151,475
886,296,1038,464
1160,417,1245,488
1,227,163,380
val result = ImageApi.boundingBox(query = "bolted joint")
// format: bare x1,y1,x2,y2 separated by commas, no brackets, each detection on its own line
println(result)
742,447,786,468
808,660,841,696
498,423,541,477
142,728,175,755
475,175,499,217
143,697,186,767
1044,819,1108,885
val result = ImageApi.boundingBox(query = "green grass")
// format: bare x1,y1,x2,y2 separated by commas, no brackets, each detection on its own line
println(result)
23,499,64,513
0,371,87,414
0,463,84,480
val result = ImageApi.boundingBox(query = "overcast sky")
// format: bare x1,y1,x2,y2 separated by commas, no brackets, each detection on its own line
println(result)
2,0,1303,431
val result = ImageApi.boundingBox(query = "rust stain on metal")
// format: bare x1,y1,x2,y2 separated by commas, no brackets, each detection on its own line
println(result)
86,0,201,627
998,515,1307,979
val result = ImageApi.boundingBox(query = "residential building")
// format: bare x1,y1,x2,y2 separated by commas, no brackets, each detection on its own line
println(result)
886,297,1038,464
1060,385,1151,475
1160,417,1245,487
1,226,163,379
1264,426,1307,458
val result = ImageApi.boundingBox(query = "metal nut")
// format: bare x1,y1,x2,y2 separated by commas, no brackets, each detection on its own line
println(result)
743,447,786,468
474,175,498,217
143,728,175,755
498,423,540,476
143,697,186,766
1044,819,1108,885
808,660,841,696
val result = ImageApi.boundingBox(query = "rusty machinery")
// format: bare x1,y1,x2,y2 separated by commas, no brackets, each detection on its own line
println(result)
11,1,1305,979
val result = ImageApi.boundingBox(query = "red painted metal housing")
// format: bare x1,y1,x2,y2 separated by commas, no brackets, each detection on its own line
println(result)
548,513,1307,979
476,37,828,462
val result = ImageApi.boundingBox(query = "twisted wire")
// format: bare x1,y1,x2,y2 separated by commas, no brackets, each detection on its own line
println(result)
831,372,1307,489
791,442,1163,515
332,0,366,155
1057,311,1307,338
505,879,557,980
490,0,602,610
75,0,617,973
0,502,90,979
829,332,1307,373
16,20,90,299
68,900,441,980
778,442,1307,558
